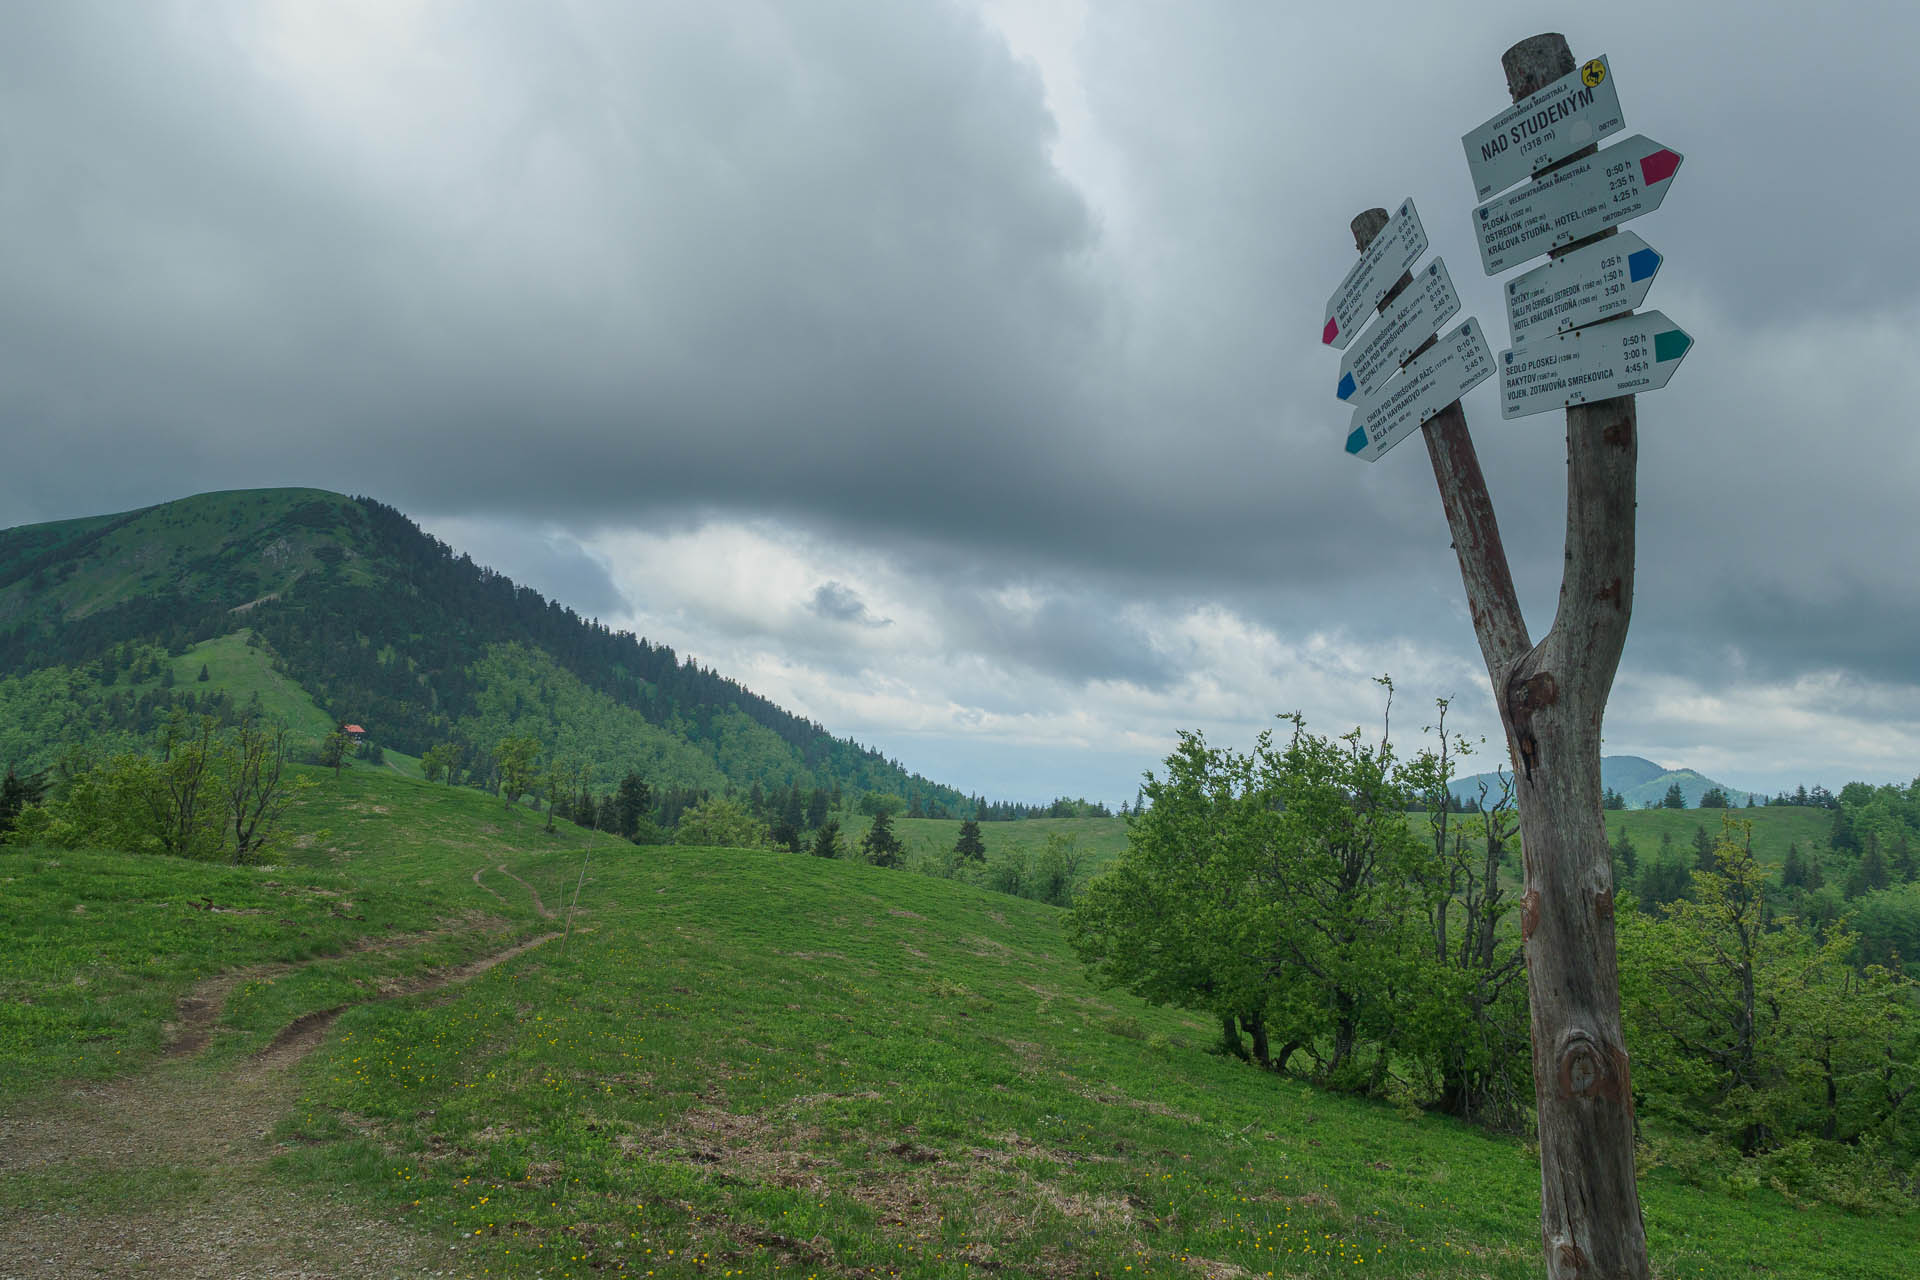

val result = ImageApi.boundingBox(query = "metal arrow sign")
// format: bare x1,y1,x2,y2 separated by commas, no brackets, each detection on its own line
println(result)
1337,257,1461,403
1505,232,1662,342
1322,198,1426,349
1461,55,1625,200
1345,317,1493,461
1471,135,1682,275
1499,309,1694,418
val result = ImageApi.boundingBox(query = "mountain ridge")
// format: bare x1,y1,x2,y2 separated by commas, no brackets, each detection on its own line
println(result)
1447,753,1762,809
0,487,977,808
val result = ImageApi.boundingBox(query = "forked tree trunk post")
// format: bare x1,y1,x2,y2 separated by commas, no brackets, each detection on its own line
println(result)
1346,30,1650,1280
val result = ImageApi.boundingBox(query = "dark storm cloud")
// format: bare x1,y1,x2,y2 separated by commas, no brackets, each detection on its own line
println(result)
418,516,627,624
943,591,1175,691
1,0,1915,724
808,581,888,628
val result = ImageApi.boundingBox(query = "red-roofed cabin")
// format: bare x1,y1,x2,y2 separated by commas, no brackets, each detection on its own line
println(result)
342,724,366,742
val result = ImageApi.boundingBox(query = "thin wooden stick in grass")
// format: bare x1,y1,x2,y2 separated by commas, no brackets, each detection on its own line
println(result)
562,844,592,955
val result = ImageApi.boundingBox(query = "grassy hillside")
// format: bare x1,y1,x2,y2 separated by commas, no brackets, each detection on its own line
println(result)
4,766,1912,1278
165,631,338,742
1603,805,1833,869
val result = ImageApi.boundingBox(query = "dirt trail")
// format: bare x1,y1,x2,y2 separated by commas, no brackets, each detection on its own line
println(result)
0,931,559,1279
490,863,555,919
469,864,511,908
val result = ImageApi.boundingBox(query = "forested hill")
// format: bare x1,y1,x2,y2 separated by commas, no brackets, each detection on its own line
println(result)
0,488,971,808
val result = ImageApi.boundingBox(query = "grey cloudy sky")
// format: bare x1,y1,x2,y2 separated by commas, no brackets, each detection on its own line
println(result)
4,0,1917,802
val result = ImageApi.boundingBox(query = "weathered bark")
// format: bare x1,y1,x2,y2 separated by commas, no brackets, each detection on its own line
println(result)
1501,35,1648,1280
1343,32,1651,1278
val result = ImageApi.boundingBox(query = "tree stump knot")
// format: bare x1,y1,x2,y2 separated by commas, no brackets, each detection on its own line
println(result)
1550,1238,1591,1279
1555,1031,1628,1104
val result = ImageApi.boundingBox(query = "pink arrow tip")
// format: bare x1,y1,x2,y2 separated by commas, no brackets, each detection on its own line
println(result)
1639,149,1681,186
1322,316,1339,345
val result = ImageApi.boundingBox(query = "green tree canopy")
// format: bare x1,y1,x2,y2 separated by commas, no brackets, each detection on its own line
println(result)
856,790,902,818
494,734,540,807
1620,817,1918,1164
1067,709,1512,1099
672,794,769,850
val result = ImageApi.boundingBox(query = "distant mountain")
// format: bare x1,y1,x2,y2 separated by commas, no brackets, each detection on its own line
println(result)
1448,754,1760,809
0,488,973,809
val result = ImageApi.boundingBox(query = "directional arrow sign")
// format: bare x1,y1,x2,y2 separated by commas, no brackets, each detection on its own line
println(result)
1345,318,1493,462
1472,135,1682,275
1499,310,1693,418
1322,199,1426,349
1505,232,1662,342
1461,55,1624,200
1337,258,1460,402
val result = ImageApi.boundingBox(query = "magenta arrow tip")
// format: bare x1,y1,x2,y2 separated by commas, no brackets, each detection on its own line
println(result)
1322,316,1339,345
1639,149,1681,186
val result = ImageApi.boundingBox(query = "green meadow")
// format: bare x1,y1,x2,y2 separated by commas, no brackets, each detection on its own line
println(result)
878,802,1838,889
4,765,1913,1278
889,812,1134,876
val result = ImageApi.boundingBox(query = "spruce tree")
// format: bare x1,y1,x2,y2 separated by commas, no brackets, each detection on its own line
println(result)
862,810,903,867
0,766,44,836
1692,825,1716,873
1830,806,1860,853
615,773,652,840
1891,832,1917,884
954,819,987,863
197,663,211,683
809,819,842,859
1781,843,1809,890
1610,826,1638,883
1846,834,1890,898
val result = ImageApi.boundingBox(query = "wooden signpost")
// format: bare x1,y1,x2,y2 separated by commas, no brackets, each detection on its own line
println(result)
1321,33,1693,1280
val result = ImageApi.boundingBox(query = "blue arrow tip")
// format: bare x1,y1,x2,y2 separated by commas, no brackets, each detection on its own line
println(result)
1336,372,1356,401
1345,426,1368,456
1628,248,1661,283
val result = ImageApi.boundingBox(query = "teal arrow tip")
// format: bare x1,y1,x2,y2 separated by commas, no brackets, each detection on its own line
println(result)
1345,426,1368,456
1654,328,1692,362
